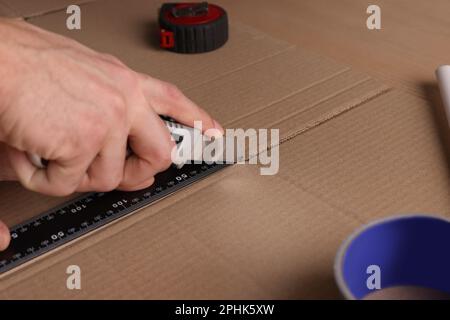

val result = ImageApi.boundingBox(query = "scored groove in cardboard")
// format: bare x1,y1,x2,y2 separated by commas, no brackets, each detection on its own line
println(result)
226,68,367,128
276,81,391,143
185,47,350,127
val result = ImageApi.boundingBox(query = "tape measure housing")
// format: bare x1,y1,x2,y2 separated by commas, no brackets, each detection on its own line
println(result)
159,2,228,53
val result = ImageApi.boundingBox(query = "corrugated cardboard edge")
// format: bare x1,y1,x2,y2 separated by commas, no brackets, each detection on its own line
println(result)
280,86,392,144
239,79,391,163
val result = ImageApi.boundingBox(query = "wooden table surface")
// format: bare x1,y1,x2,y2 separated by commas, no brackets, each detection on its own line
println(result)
221,0,450,100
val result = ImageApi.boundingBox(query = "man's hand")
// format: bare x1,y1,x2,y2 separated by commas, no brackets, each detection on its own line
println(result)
0,18,223,250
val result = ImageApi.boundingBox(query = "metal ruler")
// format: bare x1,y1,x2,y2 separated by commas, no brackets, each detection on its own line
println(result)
0,162,226,274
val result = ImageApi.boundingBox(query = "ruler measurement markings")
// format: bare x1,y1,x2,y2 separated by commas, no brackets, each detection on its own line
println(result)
0,163,226,274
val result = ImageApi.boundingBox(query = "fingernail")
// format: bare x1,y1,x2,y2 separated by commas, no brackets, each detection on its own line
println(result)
213,119,224,134
204,119,224,138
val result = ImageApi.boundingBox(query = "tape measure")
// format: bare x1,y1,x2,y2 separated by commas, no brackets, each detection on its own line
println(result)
0,162,226,274
159,2,228,53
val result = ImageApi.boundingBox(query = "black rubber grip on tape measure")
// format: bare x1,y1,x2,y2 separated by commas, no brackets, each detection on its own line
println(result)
159,3,228,54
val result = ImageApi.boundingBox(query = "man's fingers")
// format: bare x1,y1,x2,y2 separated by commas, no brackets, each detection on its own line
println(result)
117,156,159,191
121,176,155,192
6,147,92,196
0,220,10,251
76,136,127,192
138,74,223,134
118,108,174,191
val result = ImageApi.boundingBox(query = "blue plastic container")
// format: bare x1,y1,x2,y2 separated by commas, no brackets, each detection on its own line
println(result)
334,215,450,299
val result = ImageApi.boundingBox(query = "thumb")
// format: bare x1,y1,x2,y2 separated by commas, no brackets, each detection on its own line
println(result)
0,220,10,251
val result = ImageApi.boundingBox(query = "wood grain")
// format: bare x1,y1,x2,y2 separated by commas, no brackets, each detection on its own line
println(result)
219,0,450,99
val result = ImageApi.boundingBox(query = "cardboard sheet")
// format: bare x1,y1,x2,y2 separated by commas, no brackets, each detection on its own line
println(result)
0,0,448,299
276,89,450,220
26,0,292,90
0,164,361,299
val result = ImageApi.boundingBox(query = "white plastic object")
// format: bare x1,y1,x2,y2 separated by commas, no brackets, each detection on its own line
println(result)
27,120,202,169
27,153,46,169
435,65,450,128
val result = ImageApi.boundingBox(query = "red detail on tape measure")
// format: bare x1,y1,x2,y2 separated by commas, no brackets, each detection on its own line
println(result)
163,3,225,25
160,29,175,48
